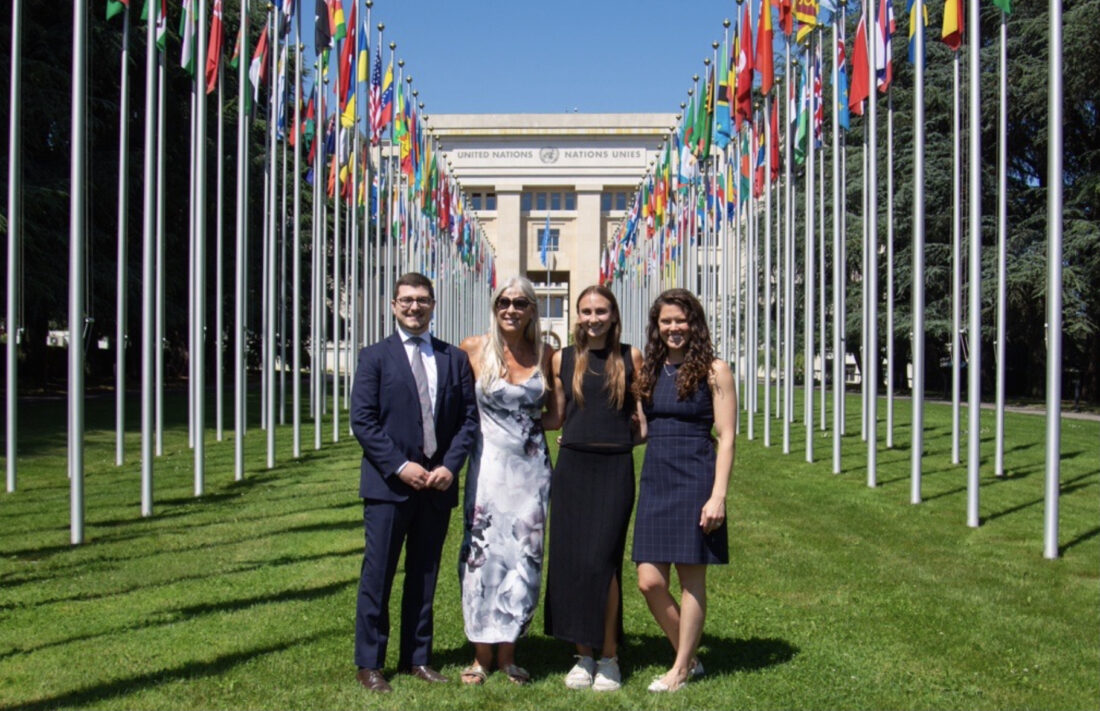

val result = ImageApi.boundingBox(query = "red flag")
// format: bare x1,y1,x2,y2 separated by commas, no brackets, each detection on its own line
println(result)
204,0,224,95
777,0,794,36
337,2,356,109
736,1,754,125
848,13,870,116
756,0,775,96
942,0,964,51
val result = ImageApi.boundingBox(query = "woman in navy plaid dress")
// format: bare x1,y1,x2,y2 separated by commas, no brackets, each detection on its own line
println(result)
631,289,737,693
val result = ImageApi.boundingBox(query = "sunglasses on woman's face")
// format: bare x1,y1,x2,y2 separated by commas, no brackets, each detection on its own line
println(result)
495,297,532,311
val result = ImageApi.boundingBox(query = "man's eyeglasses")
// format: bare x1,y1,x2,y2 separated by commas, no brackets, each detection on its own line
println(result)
394,296,435,308
495,297,532,311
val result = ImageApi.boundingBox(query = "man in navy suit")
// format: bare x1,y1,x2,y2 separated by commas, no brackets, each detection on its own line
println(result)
350,272,479,693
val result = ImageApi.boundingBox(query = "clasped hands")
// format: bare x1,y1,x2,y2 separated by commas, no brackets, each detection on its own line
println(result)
398,462,453,491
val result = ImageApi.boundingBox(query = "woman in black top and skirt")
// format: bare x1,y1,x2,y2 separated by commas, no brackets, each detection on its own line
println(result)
543,285,645,692
632,288,737,693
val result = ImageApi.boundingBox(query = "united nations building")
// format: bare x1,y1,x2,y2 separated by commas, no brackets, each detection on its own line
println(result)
429,113,677,346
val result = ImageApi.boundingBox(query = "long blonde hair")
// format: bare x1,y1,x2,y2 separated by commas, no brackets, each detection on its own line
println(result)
479,276,545,393
571,285,626,410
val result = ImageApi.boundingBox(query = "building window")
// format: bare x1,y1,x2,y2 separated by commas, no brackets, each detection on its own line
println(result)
538,295,566,319
536,228,560,253
470,192,496,211
523,190,575,212
601,190,630,213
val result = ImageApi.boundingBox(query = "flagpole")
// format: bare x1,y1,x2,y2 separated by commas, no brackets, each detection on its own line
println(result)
804,39,815,464
313,54,323,451
831,13,842,473
817,66,826,434
994,7,1008,477
5,0,22,493
951,41,962,466
292,3,302,459
215,24,225,442
69,0,89,544
885,84,895,449
911,0,926,504
1044,0,1063,559
235,0,250,480
155,41,166,460
966,0,982,527
267,7,278,467
141,0,160,515
764,96,773,449
783,44,793,453
194,0,208,496
332,38,343,446
866,0,878,486
115,5,131,468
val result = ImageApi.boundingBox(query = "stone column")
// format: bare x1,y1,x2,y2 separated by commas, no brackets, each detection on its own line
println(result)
494,184,523,280
574,187,602,292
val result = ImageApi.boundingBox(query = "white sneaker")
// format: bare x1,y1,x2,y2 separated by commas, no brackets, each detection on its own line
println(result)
592,657,621,692
564,655,596,689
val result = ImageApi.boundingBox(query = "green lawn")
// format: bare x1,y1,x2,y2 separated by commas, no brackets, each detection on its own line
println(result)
1,386,1097,710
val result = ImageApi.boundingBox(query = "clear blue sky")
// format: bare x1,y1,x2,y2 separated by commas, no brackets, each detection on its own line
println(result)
318,0,738,115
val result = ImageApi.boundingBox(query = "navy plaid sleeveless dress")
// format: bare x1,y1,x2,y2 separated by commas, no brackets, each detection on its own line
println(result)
632,362,728,565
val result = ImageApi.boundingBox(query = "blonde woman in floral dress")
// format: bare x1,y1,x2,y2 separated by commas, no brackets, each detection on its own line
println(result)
458,276,558,686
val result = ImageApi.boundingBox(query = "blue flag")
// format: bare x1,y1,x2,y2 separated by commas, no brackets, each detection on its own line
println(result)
539,212,550,267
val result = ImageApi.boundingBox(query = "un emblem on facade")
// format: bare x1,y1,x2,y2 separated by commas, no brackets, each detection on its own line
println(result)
539,147,559,164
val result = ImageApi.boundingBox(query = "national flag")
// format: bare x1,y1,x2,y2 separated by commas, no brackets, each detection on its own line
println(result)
378,58,394,130
906,0,929,64
315,0,333,59
991,0,1011,12
778,0,794,36
357,15,369,83
107,0,129,21
753,112,766,198
756,0,775,96
338,2,356,108
736,1,754,126
795,0,819,43
180,0,196,75
876,0,896,91
848,12,870,116
155,0,167,51
819,0,837,25
539,213,550,267
332,0,347,41
739,129,751,203
837,35,850,130
279,0,295,35
368,47,383,143
275,43,289,137
205,0,224,95
715,37,732,149
941,0,964,51
229,23,241,69
693,65,715,160
794,57,809,164
813,41,824,146
249,23,270,108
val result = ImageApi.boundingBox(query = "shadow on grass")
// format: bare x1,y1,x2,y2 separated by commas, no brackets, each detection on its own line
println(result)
7,632,332,711
982,470,1098,523
1060,526,1100,556
432,632,798,682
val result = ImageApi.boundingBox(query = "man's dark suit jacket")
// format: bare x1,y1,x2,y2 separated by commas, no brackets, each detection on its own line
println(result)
350,332,479,507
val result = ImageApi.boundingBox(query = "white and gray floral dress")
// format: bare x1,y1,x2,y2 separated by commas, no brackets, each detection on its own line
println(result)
459,371,552,644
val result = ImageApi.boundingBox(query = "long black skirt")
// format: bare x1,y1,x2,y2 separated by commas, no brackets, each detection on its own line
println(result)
544,446,635,649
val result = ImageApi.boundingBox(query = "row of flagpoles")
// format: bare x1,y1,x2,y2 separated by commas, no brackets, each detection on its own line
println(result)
5,0,497,544
603,0,1066,558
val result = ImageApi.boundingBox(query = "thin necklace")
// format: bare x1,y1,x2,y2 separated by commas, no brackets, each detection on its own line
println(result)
663,361,679,376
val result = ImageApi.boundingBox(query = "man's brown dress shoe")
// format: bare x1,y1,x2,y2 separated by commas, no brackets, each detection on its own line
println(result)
402,665,449,683
356,668,392,693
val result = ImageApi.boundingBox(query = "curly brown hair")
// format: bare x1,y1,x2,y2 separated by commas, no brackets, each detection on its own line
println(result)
633,288,715,405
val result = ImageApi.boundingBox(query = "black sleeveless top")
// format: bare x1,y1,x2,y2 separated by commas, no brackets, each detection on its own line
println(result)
559,344,636,453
